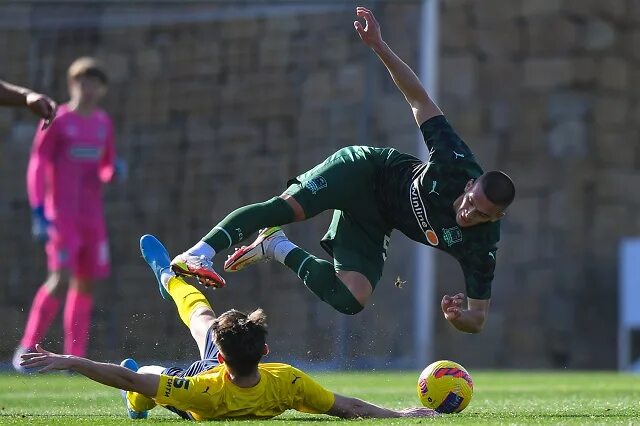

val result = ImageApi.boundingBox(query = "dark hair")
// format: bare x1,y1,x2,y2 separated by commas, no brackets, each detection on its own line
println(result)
478,170,515,208
212,309,267,376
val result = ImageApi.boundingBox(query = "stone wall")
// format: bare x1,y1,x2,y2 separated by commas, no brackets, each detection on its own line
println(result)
436,0,640,369
0,3,420,367
0,0,636,369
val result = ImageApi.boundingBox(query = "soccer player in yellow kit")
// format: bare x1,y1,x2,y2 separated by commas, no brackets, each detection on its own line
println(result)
20,234,436,421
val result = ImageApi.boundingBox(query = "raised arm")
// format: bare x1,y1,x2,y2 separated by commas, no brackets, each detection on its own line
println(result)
354,7,442,126
327,394,436,419
0,80,57,129
20,345,159,397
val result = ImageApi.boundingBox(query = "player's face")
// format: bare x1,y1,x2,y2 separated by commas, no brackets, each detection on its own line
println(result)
69,75,107,107
455,180,505,227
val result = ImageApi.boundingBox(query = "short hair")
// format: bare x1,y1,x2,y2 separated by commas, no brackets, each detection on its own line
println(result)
478,170,515,208
67,57,108,85
212,309,268,376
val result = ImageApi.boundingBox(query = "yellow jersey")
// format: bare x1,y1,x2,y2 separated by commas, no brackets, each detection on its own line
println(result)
153,362,335,420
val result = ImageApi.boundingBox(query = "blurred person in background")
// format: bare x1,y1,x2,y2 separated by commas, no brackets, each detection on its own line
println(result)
12,57,123,372
20,234,436,421
171,7,514,335
0,79,57,129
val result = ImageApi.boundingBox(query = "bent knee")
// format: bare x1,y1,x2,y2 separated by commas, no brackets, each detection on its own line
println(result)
44,270,70,295
279,194,306,222
337,270,373,306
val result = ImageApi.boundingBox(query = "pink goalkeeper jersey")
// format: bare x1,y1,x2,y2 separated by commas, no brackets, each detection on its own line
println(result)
27,104,115,223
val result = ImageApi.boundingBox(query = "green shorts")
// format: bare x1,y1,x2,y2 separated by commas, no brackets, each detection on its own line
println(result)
283,146,393,288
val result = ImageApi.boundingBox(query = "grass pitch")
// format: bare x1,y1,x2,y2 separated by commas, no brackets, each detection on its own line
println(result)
1,371,639,425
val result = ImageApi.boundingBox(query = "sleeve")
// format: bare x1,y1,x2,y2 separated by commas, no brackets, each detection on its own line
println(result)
458,246,497,300
26,119,59,208
419,115,476,168
290,368,336,414
98,117,116,183
153,374,213,413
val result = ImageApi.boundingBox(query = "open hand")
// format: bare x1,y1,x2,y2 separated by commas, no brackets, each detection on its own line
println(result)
399,407,438,417
20,344,75,373
441,293,465,321
354,7,383,48
26,92,58,129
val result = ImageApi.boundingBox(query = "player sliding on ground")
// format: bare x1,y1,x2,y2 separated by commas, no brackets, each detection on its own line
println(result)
171,7,515,334
20,235,436,421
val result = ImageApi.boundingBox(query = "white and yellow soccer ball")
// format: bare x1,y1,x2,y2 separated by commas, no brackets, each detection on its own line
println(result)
416,360,473,413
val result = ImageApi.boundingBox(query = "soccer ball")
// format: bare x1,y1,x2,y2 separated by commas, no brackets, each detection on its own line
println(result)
416,360,473,413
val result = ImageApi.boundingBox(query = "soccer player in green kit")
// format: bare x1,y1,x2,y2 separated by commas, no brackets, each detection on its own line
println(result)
171,7,515,334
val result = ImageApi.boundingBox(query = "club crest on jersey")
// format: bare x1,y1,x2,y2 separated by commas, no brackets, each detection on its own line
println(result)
97,124,107,142
304,176,328,194
409,179,439,246
442,226,462,247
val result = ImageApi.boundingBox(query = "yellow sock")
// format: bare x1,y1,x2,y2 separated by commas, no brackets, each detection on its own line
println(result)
127,391,157,411
167,276,212,328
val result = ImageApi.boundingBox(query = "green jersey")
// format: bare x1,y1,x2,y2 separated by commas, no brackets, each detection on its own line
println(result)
374,115,500,299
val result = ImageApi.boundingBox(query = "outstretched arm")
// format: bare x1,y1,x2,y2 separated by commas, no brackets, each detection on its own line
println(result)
441,293,489,333
20,345,159,397
0,80,57,129
354,7,442,126
327,394,436,419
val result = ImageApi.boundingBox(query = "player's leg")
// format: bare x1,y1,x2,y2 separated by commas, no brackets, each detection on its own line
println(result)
120,359,154,418
12,270,66,371
171,196,296,287
172,146,376,286
63,277,93,356
62,224,109,357
225,206,390,315
140,234,217,357
13,226,77,370
140,234,221,420
223,225,368,314
223,146,379,273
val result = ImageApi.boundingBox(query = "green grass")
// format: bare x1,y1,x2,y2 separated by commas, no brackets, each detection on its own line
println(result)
1,371,639,425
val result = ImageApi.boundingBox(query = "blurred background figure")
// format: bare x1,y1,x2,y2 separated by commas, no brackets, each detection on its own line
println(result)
12,57,121,372
0,80,57,129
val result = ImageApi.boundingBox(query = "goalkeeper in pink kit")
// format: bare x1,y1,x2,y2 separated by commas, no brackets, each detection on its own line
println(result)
13,57,120,371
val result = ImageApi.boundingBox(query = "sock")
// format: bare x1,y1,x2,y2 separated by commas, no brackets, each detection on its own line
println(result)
273,239,297,263
63,288,93,356
202,197,294,252
186,240,215,259
284,248,363,315
166,276,212,328
20,286,61,348
127,391,157,411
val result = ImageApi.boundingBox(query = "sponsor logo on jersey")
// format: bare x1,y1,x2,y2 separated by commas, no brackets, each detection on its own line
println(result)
173,378,190,389
304,176,328,194
409,179,439,246
65,124,78,137
69,146,103,160
164,377,173,397
442,226,463,247
97,124,107,142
